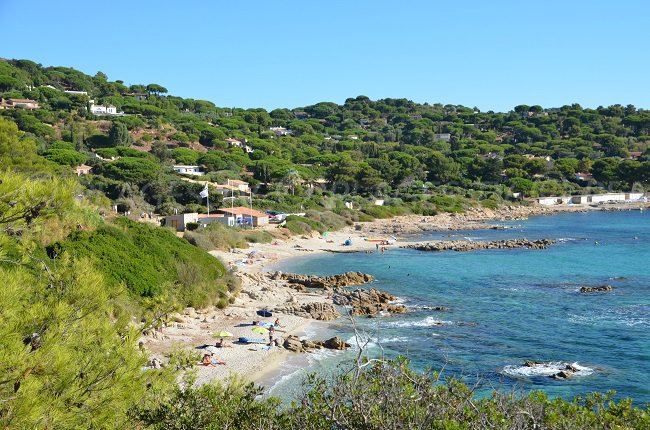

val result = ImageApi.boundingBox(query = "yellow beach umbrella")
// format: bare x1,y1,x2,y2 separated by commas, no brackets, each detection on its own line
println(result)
251,326,269,335
212,330,234,338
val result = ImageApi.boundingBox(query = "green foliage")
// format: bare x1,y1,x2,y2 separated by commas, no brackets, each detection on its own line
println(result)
242,230,274,243
129,376,282,430
44,148,86,166
285,215,326,234
184,223,248,251
102,157,161,184
107,121,132,147
47,218,226,300
429,194,467,213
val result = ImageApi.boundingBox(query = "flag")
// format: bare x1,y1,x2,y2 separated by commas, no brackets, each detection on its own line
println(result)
199,184,209,198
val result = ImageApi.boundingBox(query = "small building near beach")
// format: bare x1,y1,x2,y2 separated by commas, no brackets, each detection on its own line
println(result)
217,206,269,227
198,213,236,227
162,213,199,231
536,193,646,206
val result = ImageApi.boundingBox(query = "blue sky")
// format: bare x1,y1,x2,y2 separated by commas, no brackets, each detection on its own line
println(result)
1,0,649,111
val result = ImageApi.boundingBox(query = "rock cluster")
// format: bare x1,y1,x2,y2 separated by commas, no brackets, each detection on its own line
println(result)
549,364,581,379
580,285,614,293
275,302,341,320
283,335,351,353
333,288,408,316
273,271,375,290
401,238,555,252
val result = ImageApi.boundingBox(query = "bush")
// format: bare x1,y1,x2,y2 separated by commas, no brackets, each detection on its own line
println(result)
242,230,273,243
185,222,199,231
285,215,326,235
48,218,226,301
429,195,467,213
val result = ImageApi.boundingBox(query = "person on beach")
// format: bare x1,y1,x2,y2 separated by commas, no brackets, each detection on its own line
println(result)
216,338,233,348
211,355,226,365
269,326,275,346
274,318,284,328
201,353,216,367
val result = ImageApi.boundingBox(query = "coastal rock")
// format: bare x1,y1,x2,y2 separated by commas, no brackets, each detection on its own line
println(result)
283,335,305,353
275,302,341,321
274,271,375,290
580,285,614,293
322,336,351,350
401,238,555,252
333,288,408,316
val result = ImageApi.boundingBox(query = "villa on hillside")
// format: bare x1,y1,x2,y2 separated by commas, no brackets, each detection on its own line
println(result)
90,104,123,116
269,126,293,136
0,98,39,109
173,165,204,176
74,164,93,176
434,133,451,141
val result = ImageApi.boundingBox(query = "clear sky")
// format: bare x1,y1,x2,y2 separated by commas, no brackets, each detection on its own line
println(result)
2,0,649,112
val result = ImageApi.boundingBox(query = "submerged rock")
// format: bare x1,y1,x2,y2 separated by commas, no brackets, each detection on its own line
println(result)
580,285,614,293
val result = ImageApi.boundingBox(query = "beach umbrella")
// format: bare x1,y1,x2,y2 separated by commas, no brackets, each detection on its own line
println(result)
212,330,233,338
251,326,269,334
256,309,273,317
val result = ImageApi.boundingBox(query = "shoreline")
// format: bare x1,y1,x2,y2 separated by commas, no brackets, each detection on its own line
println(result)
141,202,650,389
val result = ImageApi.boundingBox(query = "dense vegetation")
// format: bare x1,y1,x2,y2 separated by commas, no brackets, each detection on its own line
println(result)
1,58,649,223
2,58,650,428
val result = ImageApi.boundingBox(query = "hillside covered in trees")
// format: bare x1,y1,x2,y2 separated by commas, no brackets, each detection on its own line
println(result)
1,58,649,221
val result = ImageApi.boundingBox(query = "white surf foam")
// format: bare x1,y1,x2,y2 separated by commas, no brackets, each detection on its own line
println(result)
383,316,453,328
502,361,594,378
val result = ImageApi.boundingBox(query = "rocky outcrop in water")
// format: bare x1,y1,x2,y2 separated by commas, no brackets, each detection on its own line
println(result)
273,271,374,290
401,238,555,252
580,285,614,293
274,302,341,320
283,335,351,353
333,288,408,316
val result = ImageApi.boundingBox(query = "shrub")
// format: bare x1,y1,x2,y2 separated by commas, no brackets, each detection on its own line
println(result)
242,230,273,243
48,218,226,302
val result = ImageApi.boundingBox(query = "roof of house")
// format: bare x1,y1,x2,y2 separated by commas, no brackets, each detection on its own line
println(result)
75,164,92,170
198,214,225,218
227,179,248,186
217,207,268,218
9,98,38,103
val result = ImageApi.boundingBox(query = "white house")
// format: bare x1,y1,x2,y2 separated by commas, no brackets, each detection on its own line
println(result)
173,165,204,176
435,133,451,141
269,126,293,136
90,104,120,115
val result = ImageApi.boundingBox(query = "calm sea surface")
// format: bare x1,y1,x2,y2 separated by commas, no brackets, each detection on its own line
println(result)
264,211,650,405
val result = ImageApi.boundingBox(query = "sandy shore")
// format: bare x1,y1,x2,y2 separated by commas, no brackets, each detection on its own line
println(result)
140,202,649,388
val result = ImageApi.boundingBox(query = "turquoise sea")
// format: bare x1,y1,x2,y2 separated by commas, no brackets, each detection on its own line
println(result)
263,210,650,405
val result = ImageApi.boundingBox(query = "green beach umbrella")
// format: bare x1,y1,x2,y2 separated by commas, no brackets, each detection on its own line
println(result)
251,326,269,334
212,330,233,338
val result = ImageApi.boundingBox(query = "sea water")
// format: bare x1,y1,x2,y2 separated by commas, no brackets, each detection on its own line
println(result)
263,211,650,405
